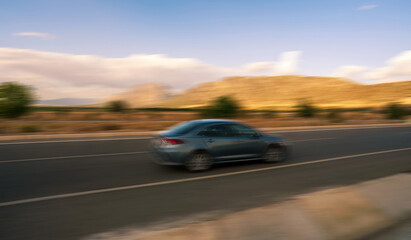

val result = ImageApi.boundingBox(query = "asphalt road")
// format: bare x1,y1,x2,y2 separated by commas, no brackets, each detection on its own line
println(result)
0,125,410,240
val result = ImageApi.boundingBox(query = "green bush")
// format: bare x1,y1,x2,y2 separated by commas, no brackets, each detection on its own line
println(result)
326,109,344,123
200,96,241,118
20,125,40,133
384,103,407,120
295,100,317,118
0,82,35,118
106,100,128,113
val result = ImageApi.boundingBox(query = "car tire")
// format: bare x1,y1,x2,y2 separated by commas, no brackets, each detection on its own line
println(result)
185,151,212,172
263,146,286,163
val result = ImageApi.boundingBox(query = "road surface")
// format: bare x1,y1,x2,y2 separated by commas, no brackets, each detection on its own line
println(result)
0,125,410,240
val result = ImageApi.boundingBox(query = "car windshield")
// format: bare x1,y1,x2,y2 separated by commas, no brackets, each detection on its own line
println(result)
167,121,202,135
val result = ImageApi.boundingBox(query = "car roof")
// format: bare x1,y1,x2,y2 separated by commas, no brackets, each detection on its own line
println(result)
189,119,238,125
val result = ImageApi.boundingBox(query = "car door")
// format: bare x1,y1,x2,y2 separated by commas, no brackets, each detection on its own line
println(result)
228,123,266,158
199,124,240,162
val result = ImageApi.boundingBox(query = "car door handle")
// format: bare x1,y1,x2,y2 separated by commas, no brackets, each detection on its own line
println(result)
207,139,214,143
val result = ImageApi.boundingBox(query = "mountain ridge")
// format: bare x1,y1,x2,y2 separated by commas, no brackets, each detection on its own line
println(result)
103,76,411,109
103,83,172,107
156,75,411,109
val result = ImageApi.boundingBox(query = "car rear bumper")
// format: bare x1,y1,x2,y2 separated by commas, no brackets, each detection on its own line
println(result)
150,150,184,166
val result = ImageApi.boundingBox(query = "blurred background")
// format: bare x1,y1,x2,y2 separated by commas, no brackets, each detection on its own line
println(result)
0,0,410,133
1,1,411,240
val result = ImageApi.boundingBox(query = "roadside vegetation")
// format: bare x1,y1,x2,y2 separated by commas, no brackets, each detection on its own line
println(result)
261,111,277,119
0,89,409,135
0,82,35,118
326,109,344,123
53,107,72,116
106,100,128,113
200,96,241,118
0,110,405,135
383,103,408,120
294,100,317,118
20,124,41,133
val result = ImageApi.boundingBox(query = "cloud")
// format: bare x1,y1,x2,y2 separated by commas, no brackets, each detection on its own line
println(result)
243,51,301,75
13,32,55,40
357,4,378,10
333,65,369,80
276,51,302,75
0,48,302,100
334,50,411,83
363,50,411,82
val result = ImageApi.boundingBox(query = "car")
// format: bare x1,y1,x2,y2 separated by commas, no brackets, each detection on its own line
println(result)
151,119,289,172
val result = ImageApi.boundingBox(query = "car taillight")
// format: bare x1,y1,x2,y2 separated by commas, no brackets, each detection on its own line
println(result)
161,138,184,145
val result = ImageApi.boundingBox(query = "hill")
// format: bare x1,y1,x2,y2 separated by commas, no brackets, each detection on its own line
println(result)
156,76,411,109
103,83,172,107
37,98,97,106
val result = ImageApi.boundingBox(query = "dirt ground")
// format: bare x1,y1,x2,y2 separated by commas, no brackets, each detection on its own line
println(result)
0,110,406,135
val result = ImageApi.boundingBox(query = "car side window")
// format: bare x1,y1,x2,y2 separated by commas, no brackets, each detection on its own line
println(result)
229,124,257,137
199,124,232,137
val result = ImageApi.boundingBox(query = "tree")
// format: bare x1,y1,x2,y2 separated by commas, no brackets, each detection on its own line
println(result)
0,82,35,118
384,103,406,120
106,100,128,112
200,96,241,118
294,100,317,118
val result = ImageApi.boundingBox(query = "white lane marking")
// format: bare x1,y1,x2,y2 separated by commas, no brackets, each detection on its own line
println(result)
1,147,410,207
0,151,150,164
266,124,410,133
0,138,333,164
291,137,334,143
0,136,152,145
0,124,409,145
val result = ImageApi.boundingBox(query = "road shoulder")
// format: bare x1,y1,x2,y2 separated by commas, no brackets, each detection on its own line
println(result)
85,173,411,240
0,123,409,142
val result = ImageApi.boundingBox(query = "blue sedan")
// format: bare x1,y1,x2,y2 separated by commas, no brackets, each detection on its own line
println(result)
151,119,289,171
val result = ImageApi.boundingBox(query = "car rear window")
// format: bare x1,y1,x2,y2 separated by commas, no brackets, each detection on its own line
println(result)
167,121,202,135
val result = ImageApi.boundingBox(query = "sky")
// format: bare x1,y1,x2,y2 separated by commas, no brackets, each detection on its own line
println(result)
0,0,410,100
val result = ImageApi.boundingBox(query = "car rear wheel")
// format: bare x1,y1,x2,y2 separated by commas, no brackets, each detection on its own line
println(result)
263,146,285,163
185,151,212,172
